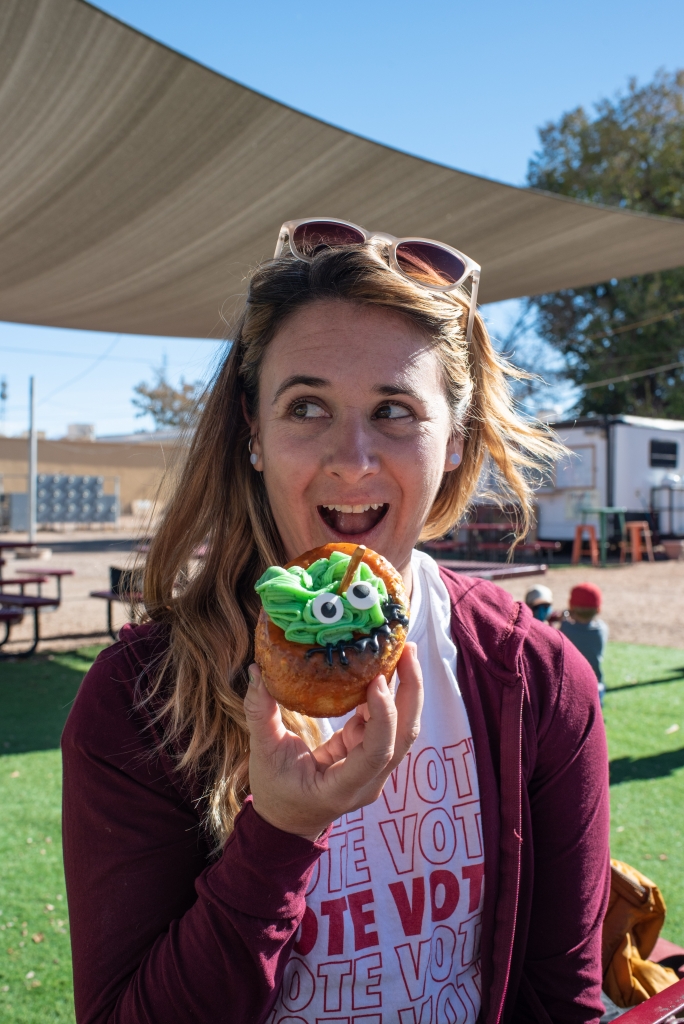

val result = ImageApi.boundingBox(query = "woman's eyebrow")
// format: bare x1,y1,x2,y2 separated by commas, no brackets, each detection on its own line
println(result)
372,383,423,402
273,374,330,402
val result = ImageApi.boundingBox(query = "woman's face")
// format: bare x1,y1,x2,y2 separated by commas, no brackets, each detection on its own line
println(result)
251,299,462,581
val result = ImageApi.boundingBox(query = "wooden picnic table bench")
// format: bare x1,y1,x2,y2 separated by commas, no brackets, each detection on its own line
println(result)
14,567,74,601
0,592,61,658
0,605,25,644
90,589,144,641
0,575,49,594
435,559,547,581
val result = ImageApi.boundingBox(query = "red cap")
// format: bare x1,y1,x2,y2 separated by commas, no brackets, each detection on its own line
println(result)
569,583,602,609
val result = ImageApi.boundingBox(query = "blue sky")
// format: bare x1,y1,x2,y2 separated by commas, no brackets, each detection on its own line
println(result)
2,0,683,437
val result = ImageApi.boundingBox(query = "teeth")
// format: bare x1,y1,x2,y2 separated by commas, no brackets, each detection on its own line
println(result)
322,503,385,513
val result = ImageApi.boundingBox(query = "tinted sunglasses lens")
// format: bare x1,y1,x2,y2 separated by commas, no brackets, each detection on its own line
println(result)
396,241,466,287
292,221,365,257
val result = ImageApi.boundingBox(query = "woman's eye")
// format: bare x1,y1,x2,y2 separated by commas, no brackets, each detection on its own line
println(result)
374,402,412,420
291,400,328,419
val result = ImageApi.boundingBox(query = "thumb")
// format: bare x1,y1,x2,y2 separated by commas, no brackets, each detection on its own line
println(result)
243,664,284,751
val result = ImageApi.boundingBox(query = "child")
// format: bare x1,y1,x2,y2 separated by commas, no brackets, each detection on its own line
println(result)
560,583,608,706
525,584,554,623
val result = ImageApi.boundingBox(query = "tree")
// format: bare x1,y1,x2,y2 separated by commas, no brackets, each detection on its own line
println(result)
132,364,204,429
526,69,684,417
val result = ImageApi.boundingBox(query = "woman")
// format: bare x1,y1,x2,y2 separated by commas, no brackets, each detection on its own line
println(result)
62,222,609,1024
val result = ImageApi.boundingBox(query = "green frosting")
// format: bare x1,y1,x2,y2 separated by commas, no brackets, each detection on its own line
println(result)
255,550,389,645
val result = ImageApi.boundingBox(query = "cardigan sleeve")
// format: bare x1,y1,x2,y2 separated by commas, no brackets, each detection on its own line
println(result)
516,632,611,1024
62,645,326,1024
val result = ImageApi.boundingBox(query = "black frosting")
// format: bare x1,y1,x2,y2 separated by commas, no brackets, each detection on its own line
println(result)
305,599,409,667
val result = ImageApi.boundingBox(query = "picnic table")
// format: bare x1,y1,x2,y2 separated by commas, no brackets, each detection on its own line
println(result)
0,548,76,654
0,574,49,594
423,526,561,563
434,559,547,581
0,592,61,658
13,567,74,601
89,589,144,640
0,540,46,568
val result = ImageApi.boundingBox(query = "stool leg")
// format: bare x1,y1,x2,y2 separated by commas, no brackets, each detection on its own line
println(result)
633,528,642,563
643,528,655,562
572,527,582,564
589,529,599,567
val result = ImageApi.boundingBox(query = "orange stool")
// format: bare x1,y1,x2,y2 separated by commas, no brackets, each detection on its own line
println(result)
620,521,655,563
572,524,599,566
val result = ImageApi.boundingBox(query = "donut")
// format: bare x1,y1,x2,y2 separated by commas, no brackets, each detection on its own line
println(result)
254,542,409,717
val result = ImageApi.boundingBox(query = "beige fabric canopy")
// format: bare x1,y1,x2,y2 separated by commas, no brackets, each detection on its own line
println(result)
1,0,684,339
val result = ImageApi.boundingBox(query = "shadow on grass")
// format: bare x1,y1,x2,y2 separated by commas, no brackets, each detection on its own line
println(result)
607,667,684,693
0,647,102,754
610,747,684,785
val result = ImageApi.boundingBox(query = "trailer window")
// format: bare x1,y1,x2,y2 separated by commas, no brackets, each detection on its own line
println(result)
650,440,678,468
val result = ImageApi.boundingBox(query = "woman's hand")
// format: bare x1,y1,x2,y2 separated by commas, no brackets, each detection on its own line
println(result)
244,643,423,841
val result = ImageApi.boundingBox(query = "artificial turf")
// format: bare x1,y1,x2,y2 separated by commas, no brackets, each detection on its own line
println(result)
0,641,683,1022
0,648,100,1023
603,643,684,942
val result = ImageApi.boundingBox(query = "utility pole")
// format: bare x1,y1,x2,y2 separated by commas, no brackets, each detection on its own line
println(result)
28,376,37,544
0,377,7,434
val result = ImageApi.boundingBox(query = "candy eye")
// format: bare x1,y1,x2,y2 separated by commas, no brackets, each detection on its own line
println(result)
311,592,344,623
345,582,380,610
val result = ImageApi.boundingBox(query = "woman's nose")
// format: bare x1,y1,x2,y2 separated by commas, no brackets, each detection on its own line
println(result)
322,420,380,482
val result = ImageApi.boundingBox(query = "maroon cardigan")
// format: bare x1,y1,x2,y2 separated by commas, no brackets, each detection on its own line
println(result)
61,570,610,1024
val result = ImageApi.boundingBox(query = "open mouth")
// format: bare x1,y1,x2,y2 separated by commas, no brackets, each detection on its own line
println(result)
318,503,389,536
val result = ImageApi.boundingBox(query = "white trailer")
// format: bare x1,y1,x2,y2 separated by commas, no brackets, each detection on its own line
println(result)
535,415,684,541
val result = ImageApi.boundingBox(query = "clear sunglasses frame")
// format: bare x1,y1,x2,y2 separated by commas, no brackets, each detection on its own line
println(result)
274,217,481,345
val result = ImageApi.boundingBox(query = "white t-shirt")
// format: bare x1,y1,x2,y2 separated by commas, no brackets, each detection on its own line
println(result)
270,550,484,1024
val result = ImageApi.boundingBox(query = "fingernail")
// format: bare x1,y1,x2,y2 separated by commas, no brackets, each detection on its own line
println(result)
248,669,257,686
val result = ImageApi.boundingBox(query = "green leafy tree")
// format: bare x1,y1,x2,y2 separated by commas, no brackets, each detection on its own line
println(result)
132,364,204,429
527,69,684,417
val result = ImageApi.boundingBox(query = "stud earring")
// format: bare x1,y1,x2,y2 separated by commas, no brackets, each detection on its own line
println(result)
248,437,259,466
450,452,461,466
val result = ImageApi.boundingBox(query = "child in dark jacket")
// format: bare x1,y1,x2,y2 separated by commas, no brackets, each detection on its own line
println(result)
561,582,608,705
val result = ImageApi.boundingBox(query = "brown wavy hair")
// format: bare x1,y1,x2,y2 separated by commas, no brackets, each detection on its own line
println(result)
143,244,562,843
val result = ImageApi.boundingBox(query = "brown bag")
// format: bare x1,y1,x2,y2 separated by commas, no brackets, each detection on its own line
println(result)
602,859,679,1007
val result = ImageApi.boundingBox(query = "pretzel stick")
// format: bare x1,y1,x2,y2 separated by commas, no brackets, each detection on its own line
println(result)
338,545,366,594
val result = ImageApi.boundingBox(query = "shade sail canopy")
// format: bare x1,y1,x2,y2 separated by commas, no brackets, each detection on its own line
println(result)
1,0,684,339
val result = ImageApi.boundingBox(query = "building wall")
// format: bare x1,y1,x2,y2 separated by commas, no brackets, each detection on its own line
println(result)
0,436,184,513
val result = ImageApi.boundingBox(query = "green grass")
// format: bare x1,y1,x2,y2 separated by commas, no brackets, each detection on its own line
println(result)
0,641,683,1022
0,648,102,1023
603,642,684,945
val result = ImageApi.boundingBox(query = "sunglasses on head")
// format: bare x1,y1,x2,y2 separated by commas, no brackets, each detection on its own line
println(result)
274,217,481,345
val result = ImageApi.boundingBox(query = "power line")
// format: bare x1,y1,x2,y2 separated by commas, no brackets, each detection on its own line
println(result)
38,338,121,407
0,343,149,363
0,343,217,364
582,359,684,390
583,306,684,341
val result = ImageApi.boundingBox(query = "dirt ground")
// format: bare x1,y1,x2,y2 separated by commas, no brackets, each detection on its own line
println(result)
1,530,683,654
